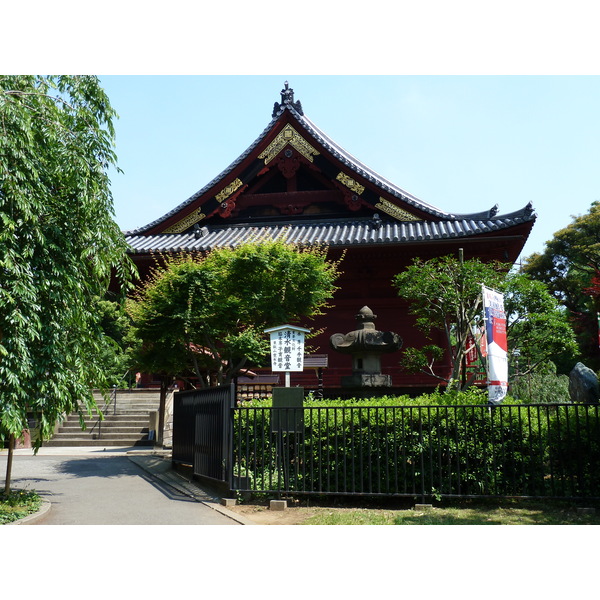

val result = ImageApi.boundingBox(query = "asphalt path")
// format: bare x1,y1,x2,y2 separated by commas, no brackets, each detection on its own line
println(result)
0,448,239,525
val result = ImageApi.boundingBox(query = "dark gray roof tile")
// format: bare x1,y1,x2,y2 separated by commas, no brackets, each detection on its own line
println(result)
125,208,535,255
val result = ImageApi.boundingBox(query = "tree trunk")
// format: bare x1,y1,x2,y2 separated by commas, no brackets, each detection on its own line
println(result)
4,433,15,496
157,378,168,446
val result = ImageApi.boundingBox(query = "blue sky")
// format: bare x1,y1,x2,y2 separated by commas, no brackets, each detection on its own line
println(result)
100,75,600,262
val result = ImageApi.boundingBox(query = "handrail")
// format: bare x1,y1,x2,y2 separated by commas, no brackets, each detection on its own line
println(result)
89,386,117,440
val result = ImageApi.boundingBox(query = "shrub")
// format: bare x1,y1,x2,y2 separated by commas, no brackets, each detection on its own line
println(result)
0,490,42,524
509,362,570,403
232,391,589,498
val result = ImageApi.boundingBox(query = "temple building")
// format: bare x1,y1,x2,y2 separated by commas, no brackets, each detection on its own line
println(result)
124,83,536,393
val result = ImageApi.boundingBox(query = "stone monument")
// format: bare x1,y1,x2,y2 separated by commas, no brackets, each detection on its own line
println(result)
569,362,600,404
330,306,402,388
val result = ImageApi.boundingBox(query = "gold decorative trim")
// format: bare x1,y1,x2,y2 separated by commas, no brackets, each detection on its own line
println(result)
215,178,243,202
336,172,364,195
259,124,320,164
163,209,206,234
375,198,420,222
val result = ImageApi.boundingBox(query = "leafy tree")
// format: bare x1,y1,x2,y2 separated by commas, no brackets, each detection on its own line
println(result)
0,76,133,493
393,254,509,391
503,272,579,377
96,297,138,387
127,241,341,441
129,241,341,386
524,200,600,370
393,254,578,393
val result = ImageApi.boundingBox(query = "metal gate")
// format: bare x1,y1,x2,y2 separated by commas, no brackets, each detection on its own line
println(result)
172,384,235,486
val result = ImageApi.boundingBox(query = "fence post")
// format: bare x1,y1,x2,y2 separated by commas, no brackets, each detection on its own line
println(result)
224,382,236,489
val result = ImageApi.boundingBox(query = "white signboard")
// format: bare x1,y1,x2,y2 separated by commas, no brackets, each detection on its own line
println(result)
264,325,310,372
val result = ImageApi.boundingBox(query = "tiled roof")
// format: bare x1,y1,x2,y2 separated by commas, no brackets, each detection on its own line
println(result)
125,205,535,254
126,85,520,236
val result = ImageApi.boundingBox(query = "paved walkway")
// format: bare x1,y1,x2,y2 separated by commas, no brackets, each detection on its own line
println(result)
1,446,254,525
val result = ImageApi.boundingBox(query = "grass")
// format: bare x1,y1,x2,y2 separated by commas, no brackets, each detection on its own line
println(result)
0,490,43,525
300,499,600,525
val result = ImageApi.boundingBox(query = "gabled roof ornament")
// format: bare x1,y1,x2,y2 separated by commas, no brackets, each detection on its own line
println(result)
272,81,304,117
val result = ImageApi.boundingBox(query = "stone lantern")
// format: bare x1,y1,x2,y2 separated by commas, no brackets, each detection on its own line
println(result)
330,306,402,388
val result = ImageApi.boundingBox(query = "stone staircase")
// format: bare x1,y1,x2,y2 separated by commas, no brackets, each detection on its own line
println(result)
44,389,161,447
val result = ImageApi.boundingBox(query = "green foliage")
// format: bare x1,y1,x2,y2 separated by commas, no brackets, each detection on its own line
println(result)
0,489,42,524
127,241,341,386
392,254,579,391
545,404,600,496
504,272,579,374
393,255,509,390
509,361,571,403
95,297,138,386
0,76,134,449
524,200,600,370
233,392,600,499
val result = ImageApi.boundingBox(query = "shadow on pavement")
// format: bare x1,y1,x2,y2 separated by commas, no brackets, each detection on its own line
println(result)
52,456,201,504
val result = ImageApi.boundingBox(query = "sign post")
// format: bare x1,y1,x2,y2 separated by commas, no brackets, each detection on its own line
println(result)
264,325,310,490
264,324,310,387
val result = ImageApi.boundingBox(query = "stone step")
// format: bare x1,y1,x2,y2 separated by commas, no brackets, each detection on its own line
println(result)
43,438,154,447
115,409,160,413
63,414,153,423
58,425,149,435
93,390,161,400
60,415,150,424
93,402,159,409
53,430,149,440
47,390,162,447
92,391,160,410
61,422,150,430
93,406,159,414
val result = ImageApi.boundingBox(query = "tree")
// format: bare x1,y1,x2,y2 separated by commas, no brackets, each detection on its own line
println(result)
127,241,341,441
393,253,578,393
129,241,341,385
96,296,138,387
0,76,133,493
393,253,509,391
503,272,579,377
524,200,600,370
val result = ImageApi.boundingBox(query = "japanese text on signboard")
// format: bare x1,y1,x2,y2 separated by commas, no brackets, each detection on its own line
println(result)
270,329,305,372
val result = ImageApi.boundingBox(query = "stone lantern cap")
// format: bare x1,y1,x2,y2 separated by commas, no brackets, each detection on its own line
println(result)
330,306,402,355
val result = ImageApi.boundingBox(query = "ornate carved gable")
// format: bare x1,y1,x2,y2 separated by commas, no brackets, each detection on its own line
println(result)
146,85,428,235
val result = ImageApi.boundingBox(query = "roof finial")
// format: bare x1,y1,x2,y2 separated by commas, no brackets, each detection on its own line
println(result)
272,81,304,117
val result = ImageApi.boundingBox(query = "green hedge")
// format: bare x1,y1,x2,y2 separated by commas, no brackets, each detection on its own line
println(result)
232,391,600,498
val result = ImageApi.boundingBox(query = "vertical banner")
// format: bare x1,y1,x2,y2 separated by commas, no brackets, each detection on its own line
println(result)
482,286,508,404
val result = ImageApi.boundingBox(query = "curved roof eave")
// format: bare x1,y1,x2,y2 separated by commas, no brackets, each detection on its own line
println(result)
125,208,536,255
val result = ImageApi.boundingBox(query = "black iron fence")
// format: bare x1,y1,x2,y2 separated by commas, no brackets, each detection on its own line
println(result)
231,403,600,500
172,390,600,500
172,385,234,484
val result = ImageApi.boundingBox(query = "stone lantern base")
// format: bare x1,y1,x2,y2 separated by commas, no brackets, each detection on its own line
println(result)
341,373,393,388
